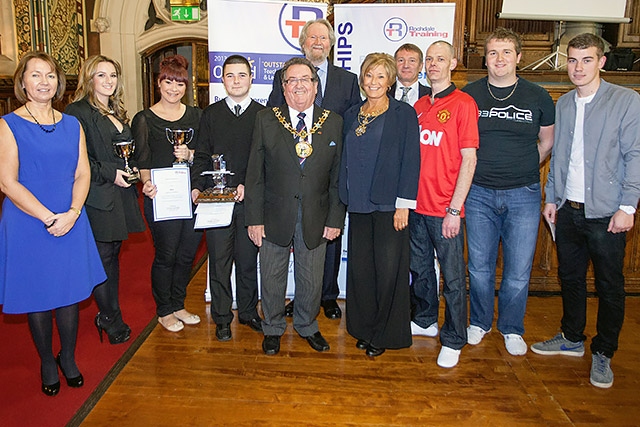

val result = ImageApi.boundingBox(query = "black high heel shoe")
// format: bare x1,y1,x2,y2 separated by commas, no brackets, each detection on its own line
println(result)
95,313,131,345
56,353,84,388
41,380,60,396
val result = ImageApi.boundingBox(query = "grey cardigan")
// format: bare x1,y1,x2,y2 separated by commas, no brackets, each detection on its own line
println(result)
545,79,640,218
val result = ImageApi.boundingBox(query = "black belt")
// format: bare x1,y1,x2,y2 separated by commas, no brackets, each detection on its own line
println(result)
567,200,584,209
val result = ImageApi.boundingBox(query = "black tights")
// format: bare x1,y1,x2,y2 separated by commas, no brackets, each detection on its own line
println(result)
27,304,80,385
94,240,127,329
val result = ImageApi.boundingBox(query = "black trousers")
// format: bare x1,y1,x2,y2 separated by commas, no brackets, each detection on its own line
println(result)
556,204,627,358
346,211,412,349
322,238,342,301
206,203,259,324
145,198,202,317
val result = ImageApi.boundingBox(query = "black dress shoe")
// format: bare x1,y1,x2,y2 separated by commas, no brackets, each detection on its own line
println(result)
285,300,294,317
356,339,369,350
215,323,232,341
321,299,342,319
239,317,263,332
366,345,385,357
262,335,281,355
304,331,330,352
56,353,84,388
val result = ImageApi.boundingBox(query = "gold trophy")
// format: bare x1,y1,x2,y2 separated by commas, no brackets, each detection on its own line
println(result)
165,128,194,164
113,140,140,184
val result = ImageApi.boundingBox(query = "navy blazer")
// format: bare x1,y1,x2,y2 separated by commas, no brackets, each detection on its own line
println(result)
267,62,361,117
339,96,420,208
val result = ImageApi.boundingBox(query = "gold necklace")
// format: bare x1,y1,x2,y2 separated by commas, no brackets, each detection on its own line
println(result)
355,103,388,137
25,104,56,133
272,107,330,140
273,107,330,159
487,78,519,102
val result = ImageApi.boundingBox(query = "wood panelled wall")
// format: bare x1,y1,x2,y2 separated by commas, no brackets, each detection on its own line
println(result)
466,0,640,69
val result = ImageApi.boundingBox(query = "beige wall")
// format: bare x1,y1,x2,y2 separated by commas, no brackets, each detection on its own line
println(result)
93,0,208,113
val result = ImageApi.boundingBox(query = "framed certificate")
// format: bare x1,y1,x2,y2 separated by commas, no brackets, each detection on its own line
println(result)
151,167,193,221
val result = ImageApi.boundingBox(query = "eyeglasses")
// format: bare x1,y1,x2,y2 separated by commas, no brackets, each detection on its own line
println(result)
284,77,315,86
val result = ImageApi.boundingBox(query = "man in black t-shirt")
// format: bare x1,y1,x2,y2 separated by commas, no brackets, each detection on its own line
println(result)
461,27,554,357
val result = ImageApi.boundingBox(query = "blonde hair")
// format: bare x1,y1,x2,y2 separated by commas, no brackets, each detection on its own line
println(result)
74,55,128,123
359,52,396,90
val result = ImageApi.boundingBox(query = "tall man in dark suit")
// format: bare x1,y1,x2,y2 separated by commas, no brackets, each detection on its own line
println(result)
391,43,429,106
246,57,345,355
268,19,360,320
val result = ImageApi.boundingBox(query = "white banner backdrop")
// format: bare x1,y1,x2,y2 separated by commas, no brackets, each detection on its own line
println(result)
207,0,327,106
333,3,456,84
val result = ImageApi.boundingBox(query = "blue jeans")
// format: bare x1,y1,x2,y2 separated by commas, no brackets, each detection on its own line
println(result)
465,183,541,336
410,212,467,349
556,204,626,358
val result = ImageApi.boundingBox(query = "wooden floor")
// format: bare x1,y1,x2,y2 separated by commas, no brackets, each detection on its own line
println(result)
78,264,640,426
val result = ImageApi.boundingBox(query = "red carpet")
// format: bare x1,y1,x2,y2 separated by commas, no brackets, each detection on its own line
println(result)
0,218,205,427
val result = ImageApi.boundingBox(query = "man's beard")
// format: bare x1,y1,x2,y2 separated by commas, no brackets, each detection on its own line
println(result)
306,48,328,64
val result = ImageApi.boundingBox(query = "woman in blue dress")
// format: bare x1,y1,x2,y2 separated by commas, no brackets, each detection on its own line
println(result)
0,52,106,396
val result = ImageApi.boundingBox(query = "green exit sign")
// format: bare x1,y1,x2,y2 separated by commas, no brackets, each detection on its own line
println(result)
171,6,200,21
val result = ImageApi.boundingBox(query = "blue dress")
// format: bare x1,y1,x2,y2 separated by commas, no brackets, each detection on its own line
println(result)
0,112,106,314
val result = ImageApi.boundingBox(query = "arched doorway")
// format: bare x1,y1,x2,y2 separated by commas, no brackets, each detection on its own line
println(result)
141,39,210,110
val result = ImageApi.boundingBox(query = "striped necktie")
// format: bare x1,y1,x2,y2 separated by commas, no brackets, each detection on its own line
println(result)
296,112,307,166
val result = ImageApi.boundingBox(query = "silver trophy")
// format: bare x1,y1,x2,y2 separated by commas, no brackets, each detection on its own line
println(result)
196,154,236,202
165,128,194,164
113,140,140,184
211,154,227,191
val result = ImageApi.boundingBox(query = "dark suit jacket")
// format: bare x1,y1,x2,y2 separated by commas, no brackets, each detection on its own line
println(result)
267,62,361,117
339,96,420,207
390,82,430,102
65,99,145,241
245,106,345,250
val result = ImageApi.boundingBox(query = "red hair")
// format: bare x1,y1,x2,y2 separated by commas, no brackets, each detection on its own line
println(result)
158,55,189,84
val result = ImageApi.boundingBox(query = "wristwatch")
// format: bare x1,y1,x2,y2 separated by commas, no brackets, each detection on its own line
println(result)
445,207,461,216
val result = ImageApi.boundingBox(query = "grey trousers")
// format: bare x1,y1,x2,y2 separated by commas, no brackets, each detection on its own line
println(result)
259,214,326,337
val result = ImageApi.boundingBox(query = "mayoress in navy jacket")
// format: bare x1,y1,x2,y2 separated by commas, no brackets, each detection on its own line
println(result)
338,53,420,357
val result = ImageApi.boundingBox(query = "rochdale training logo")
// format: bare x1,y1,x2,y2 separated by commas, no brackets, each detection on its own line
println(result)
384,17,408,42
279,3,324,51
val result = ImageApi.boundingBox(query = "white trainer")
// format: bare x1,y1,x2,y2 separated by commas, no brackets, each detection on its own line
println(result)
467,325,490,345
411,321,438,337
503,333,528,356
437,346,461,368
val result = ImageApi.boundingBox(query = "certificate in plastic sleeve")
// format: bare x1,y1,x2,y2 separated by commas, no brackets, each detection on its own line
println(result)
151,167,193,221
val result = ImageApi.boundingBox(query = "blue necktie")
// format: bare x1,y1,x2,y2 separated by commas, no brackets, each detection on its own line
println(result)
314,67,323,107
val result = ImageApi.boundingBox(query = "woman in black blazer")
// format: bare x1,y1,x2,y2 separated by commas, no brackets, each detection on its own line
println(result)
339,53,420,357
66,55,145,344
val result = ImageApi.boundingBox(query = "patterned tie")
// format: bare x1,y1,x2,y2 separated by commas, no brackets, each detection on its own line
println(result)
234,104,241,117
296,112,307,166
314,67,323,107
400,86,412,103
